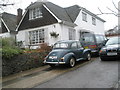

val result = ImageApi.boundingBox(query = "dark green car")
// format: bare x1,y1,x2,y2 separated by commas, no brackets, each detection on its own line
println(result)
44,40,91,68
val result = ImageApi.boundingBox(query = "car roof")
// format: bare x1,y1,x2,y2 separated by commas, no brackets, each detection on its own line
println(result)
56,40,79,43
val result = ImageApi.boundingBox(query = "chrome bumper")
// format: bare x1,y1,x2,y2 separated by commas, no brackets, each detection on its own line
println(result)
44,60,66,64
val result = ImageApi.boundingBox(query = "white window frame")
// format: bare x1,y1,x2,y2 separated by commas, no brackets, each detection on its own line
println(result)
29,7,43,20
29,29,45,45
69,28,75,40
82,12,87,22
92,17,96,25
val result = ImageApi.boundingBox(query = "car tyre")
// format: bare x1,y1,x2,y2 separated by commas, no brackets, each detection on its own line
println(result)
49,64,55,68
69,57,76,68
86,53,91,61
100,57,106,61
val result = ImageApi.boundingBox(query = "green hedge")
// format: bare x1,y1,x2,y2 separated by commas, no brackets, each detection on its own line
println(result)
0,37,23,60
2,47,22,60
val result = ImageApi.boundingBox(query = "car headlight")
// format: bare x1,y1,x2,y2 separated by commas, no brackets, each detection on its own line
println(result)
99,49,107,53
61,57,64,60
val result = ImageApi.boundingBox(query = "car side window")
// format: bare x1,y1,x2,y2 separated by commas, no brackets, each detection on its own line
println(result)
71,42,77,49
77,42,82,48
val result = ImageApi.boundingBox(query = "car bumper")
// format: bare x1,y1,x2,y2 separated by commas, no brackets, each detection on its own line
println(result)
44,60,66,64
100,53,120,60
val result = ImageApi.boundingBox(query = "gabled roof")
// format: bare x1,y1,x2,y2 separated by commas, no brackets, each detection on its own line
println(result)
1,12,17,33
27,1,78,23
17,1,105,31
65,5,81,22
26,1,105,23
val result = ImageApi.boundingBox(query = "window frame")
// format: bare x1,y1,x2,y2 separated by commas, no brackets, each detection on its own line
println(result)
69,28,75,40
92,17,96,25
29,29,45,45
29,7,43,20
82,12,87,22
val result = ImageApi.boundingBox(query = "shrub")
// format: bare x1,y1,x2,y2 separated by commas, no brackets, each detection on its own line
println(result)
1,37,15,47
0,37,23,60
2,47,22,60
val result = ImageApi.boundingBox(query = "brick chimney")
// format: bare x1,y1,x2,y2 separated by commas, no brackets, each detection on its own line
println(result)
17,8,23,25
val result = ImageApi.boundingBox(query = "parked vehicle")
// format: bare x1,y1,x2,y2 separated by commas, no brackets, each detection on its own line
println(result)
80,32,107,55
99,36,120,60
44,40,91,68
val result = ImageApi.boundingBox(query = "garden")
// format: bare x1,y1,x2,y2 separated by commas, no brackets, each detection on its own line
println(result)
1,38,51,77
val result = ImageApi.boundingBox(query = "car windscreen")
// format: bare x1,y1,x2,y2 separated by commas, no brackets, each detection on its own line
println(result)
81,33,95,44
53,42,69,49
106,37,120,45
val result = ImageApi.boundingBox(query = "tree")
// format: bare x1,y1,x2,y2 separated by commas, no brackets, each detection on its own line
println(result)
0,0,14,12
97,1,120,17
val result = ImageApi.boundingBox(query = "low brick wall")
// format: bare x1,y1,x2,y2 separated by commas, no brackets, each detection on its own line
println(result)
2,52,48,77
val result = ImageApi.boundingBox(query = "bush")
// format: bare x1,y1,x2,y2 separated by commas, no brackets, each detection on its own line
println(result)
0,37,23,60
1,37,16,47
2,47,22,60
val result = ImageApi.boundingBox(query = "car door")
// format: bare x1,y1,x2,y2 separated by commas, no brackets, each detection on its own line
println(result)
71,42,83,59
77,41,84,58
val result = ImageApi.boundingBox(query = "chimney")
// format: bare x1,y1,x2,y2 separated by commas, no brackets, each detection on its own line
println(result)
17,8,23,25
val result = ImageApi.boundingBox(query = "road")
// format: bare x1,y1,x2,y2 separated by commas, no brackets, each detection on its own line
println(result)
35,57,118,88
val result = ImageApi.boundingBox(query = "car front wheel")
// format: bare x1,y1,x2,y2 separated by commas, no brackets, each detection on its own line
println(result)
100,57,107,61
49,64,55,68
69,57,76,68
86,53,91,61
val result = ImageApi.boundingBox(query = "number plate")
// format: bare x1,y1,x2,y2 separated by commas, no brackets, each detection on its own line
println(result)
107,52,117,56
49,56,57,59
84,46,89,49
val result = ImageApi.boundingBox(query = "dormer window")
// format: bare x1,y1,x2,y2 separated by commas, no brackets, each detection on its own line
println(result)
29,7,43,20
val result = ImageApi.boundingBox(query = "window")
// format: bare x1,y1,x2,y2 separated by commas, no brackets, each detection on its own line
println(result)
53,43,68,49
77,42,82,48
92,17,96,25
95,35,105,43
71,42,77,49
82,12,87,22
29,29,44,44
29,7,43,20
69,28,75,40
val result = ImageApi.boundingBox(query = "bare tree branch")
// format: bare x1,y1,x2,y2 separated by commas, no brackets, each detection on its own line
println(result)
112,0,119,11
97,1,119,17
97,7,118,17
106,7,117,14
0,3,14,6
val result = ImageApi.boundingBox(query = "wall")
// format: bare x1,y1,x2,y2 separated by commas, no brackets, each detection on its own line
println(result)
0,33,11,38
74,9,105,39
17,23,73,48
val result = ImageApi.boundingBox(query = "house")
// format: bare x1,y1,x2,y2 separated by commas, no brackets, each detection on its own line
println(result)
0,12,17,39
16,0,105,49
105,26,119,37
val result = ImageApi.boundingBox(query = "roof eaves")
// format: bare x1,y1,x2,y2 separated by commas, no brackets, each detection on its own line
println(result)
43,4,61,23
59,21,77,27
16,10,28,31
81,7,106,22
1,18,10,32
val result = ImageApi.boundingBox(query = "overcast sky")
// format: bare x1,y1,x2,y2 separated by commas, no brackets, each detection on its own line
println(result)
1,0,119,31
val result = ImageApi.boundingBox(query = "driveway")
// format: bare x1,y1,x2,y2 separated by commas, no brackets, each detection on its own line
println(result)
35,57,118,88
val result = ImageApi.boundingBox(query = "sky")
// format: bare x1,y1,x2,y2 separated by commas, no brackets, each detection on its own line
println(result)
1,0,119,31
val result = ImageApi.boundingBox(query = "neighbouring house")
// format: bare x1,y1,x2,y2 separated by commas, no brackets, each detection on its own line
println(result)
0,12,17,39
0,8,23,39
16,0,105,49
105,26,119,37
